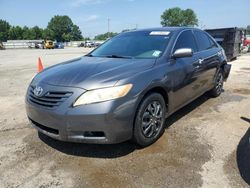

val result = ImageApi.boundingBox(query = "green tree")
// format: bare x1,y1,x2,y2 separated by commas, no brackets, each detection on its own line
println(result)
0,19,11,42
161,7,198,27
8,25,43,40
70,25,83,41
62,33,71,42
1,16,83,41
31,26,43,39
42,28,54,40
22,26,36,40
182,9,198,26
84,37,91,41
94,32,118,40
47,15,83,41
8,26,23,40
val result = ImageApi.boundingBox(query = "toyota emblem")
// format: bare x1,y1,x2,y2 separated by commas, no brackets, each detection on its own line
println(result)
34,86,43,97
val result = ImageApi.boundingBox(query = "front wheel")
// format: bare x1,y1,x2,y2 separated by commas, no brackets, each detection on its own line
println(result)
209,70,224,97
133,93,166,147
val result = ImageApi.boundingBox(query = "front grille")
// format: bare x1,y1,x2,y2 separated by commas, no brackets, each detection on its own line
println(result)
28,86,72,108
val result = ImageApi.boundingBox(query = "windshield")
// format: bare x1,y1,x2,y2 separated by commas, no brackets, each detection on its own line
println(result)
90,31,171,59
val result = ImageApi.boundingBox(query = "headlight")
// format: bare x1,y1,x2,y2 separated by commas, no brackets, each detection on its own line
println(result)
73,84,133,107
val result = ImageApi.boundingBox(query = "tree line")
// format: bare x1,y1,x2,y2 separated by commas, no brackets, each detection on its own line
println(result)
0,15,83,42
94,32,118,40
1,8,249,42
0,8,199,42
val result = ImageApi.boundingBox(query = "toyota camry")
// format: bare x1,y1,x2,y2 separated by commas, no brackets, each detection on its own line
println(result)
26,27,231,147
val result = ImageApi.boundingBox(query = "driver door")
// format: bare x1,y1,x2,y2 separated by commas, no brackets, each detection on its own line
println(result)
170,30,203,110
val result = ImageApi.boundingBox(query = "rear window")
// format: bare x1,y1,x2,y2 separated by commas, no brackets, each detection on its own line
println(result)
194,31,213,51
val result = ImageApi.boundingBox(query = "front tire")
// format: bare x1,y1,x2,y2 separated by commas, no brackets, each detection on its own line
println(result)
209,70,224,97
133,93,166,147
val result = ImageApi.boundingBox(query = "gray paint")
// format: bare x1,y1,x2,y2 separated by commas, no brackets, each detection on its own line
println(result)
26,27,229,144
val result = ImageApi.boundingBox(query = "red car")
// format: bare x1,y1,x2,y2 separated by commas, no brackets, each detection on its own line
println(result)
243,35,250,47
243,39,250,47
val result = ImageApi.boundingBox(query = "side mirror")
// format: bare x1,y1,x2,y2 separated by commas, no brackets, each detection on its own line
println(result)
173,48,193,59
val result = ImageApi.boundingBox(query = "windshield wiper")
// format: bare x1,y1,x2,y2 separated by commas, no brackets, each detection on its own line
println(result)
105,55,133,59
85,54,93,57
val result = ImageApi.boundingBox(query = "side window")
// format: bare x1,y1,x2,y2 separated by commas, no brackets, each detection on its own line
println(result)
208,37,218,48
174,30,198,53
194,31,213,51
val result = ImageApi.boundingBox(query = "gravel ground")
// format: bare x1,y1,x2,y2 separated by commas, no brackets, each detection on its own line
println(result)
0,48,249,188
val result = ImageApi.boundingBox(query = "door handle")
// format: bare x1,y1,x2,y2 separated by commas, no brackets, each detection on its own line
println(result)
198,58,204,64
194,59,204,70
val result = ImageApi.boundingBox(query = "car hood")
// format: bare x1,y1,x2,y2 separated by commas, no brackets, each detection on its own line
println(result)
33,56,155,90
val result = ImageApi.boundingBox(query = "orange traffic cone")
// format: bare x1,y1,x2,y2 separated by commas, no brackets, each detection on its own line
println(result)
38,57,44,73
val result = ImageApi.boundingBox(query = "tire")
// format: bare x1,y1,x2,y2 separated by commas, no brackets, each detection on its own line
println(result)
209,69,224,97
133,93,166,147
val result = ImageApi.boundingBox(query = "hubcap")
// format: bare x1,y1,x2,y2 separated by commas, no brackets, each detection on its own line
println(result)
215,73,223,94
141,101,163,138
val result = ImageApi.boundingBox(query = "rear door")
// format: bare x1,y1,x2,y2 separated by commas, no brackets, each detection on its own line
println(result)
170,30,204,110
193,30,220,93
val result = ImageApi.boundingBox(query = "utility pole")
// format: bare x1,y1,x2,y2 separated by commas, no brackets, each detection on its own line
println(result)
108,18,110,38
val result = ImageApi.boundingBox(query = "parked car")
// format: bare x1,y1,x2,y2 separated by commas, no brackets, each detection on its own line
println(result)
26,27,231,147
54,42,64,49
44,40,54,49
94,42,102,47
243,35,250,52
35,42,44,49
78,42,85,47
27,42,36,49
85,41,95,48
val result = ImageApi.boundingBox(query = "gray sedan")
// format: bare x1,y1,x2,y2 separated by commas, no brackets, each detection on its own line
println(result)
26,27,231,147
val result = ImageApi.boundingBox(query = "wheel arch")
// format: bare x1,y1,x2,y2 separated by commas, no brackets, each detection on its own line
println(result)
134,85,169,118
220,60,230,80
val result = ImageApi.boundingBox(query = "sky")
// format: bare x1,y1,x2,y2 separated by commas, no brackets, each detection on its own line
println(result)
0,0,249,38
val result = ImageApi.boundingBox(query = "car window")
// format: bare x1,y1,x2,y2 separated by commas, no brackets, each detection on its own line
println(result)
208,37,218,48
173,30,198,53
91,31,171,59
194,30,214,51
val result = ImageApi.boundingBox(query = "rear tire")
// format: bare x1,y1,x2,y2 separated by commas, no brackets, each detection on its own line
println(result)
133,93,166,147
209,70,224,97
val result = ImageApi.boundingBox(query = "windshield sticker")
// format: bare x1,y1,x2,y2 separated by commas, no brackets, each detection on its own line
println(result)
152,51,162,57
150,31,170,36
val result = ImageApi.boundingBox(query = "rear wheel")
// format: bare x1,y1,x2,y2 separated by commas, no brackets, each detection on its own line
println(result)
133,93,166,147
209,70,224,97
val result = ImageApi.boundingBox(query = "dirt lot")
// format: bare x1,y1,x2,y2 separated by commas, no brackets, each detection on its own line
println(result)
0,48,250,188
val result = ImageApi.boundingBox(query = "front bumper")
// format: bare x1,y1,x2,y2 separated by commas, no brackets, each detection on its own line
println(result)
26,84,137,144
223,64,232,81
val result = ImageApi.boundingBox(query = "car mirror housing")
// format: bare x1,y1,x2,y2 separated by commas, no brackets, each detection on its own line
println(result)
173,48,193,59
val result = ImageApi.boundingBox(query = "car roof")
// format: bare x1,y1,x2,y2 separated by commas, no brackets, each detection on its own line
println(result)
123,27,199,34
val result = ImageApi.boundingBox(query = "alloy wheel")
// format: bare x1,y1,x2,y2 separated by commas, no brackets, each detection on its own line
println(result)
216,73,223,94
141,101,163,138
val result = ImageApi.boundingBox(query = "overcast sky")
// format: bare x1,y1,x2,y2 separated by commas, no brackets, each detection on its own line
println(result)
0,0,249,38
